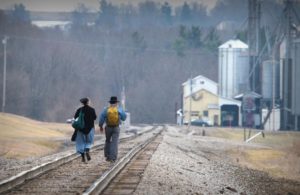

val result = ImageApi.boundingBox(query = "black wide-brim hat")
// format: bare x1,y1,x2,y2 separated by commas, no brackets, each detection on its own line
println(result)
80,97,89,104
109,96,119,104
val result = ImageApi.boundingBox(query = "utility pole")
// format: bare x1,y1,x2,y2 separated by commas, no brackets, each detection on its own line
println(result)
272,57,276,131
282,0,292,130
2,36,8,113
248,0,261,93
121,86,126,111
188,77,192,128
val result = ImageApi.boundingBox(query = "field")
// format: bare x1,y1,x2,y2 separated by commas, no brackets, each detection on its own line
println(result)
0,113,73,159
1,112,299,182
204,127,300,181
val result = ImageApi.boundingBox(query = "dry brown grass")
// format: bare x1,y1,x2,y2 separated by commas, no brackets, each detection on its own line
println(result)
205,127,300,181
0,113,73,159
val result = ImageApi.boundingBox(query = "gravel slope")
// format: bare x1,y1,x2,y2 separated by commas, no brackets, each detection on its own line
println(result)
134,125,300,195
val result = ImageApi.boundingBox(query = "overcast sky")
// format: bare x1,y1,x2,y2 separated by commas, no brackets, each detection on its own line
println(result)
0,0,218,12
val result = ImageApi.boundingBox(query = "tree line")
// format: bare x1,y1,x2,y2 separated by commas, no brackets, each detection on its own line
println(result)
0,0,283,123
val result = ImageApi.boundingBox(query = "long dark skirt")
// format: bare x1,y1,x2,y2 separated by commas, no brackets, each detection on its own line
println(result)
76,128,95,154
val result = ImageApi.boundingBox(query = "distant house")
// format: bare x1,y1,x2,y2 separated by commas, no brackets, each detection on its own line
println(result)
182,75,242,126
29,11,96,30
182,75,219,126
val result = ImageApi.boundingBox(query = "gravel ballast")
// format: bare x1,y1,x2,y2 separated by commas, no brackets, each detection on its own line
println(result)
134,125,300,195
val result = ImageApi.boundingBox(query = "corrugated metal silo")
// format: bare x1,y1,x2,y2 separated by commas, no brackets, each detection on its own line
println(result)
261,60,276,99
218,39,249,98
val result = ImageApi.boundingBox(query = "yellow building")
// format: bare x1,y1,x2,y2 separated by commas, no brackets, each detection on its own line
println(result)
183,89,220,125
182,75,242,126
182,75,220,125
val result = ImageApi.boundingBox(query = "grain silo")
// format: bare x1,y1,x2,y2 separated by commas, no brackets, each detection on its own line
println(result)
218,39,249,98
292,39,300,130
261,60,280,100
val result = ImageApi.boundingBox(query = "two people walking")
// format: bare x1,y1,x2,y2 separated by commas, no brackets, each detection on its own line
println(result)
73,96,126,163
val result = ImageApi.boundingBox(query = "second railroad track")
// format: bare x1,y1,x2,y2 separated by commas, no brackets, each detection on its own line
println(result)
0,126,164,195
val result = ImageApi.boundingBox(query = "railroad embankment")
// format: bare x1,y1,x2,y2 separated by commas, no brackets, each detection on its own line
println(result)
0,113,73,159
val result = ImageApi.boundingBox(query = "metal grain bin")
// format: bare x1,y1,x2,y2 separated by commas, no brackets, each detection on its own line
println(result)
218,39,249,98
261,60,279,99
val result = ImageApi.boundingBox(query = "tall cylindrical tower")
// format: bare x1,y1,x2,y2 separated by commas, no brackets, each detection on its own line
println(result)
219,39,249,98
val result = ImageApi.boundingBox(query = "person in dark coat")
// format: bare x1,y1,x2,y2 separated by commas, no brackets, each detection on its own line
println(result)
74,97,97,162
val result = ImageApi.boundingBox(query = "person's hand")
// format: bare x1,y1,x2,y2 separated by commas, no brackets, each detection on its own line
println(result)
100,126,104,133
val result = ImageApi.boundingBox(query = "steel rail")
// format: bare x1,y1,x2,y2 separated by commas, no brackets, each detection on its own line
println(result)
0,125,158,194
83,127,163,195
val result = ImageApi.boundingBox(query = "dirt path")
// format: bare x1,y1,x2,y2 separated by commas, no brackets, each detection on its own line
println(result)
134,126,300,195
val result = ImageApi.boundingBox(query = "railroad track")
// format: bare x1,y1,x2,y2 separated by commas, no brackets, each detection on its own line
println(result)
98,133,163,195
84,129,163,195
0,126,164,195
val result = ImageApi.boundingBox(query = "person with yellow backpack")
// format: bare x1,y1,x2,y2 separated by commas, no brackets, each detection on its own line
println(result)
99,96,126,162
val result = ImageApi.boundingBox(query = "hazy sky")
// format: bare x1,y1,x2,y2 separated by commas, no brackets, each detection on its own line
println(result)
0,0,218,12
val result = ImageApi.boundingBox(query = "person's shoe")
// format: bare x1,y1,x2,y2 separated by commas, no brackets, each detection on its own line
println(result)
86,152,91,161
109,159,116,163
81,153,86,163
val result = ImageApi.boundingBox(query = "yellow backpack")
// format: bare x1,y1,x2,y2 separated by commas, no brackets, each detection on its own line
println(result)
107,106,119,126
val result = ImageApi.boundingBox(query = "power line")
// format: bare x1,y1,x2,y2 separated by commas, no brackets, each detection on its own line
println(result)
247,10,284,82
232,17,248,40
2,36,8,113
0,33,208,56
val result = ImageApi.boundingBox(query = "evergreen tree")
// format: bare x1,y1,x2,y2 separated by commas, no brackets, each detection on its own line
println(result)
204,28,221,52
161,2,172,25
178,25,202,48
190,3,208,26
71,4,89,28
138,1,158,26
179,25,187,39
180,2,191,24
139,1,157,17
188,26,202,48
119,4,136,28
11,4,30,23
96,0,117,28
